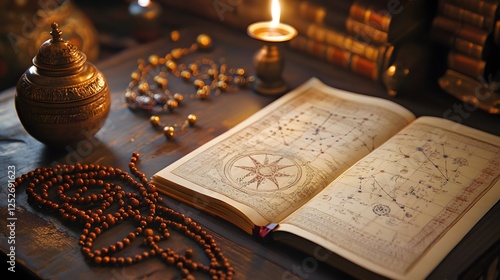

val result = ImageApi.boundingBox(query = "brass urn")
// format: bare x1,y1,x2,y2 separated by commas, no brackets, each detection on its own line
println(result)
15,22,110,147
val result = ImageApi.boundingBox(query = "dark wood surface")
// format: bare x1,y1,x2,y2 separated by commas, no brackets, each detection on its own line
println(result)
1,7,499,280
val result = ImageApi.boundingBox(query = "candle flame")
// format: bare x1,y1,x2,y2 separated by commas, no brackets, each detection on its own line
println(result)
271,0,280,27
138,0,151,7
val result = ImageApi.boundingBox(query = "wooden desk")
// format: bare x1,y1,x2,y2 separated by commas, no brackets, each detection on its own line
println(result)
1,12,499,280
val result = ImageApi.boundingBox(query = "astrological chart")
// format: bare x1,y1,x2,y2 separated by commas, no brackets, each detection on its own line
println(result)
170,82,414,222
282,120,500,274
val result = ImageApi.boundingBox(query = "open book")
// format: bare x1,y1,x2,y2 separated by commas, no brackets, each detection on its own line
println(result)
152,78,500,280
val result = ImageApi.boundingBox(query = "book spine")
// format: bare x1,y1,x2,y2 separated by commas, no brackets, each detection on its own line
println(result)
432,16,490,45
432,16,489,45
350,54,380,81
345,17,388,45
286,17,386,62
289,35,380,81
297,1,328,24
438,1,496,31
447,51,487,78
453,37,490,59
285,14,387,61
295,0,353,30
348,0,391,32
431,16,492,59
442,0,500,18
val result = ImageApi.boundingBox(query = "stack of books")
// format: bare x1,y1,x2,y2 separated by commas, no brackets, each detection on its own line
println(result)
431,0,500,83
282,0,431,93
430,0,500,114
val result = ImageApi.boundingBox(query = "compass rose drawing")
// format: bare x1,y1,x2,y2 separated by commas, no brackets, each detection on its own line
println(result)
224,152,302,192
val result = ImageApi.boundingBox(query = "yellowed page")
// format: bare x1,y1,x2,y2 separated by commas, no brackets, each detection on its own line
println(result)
153,78,415,228
279,116,500,279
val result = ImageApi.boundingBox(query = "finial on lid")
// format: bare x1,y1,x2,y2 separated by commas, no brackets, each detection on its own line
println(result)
50,22,63,42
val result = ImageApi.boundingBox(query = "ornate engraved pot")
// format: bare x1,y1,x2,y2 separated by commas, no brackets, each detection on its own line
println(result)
15,22,110,147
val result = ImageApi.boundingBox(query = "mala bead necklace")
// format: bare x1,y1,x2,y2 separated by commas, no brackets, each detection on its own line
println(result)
124,33,255,139
14,152,234,279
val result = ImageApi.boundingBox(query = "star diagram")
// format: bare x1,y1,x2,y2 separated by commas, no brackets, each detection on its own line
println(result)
228,153,300,191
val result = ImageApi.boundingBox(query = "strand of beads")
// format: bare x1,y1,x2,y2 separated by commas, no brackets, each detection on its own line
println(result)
14,152,234,279
124,33,255,114
124,33,254,141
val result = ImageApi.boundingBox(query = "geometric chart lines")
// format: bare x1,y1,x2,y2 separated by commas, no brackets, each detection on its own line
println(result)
286,123,500,274
253,104,385,162
326,123,500,242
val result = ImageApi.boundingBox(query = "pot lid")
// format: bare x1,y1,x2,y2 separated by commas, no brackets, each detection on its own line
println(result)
33,22,86,75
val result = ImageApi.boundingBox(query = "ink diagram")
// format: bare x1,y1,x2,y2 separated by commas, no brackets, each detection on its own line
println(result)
171,87,412,221
282,122,500,274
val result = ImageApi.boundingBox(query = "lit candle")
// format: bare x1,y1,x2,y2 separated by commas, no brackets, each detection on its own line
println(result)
129,0,162,41
246,0,297,95
247,0,297,43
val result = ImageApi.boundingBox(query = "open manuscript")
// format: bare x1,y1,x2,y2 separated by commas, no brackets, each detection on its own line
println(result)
152,78,500,279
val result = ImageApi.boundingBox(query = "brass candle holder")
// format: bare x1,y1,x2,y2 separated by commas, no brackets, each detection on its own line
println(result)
247,3,297,95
